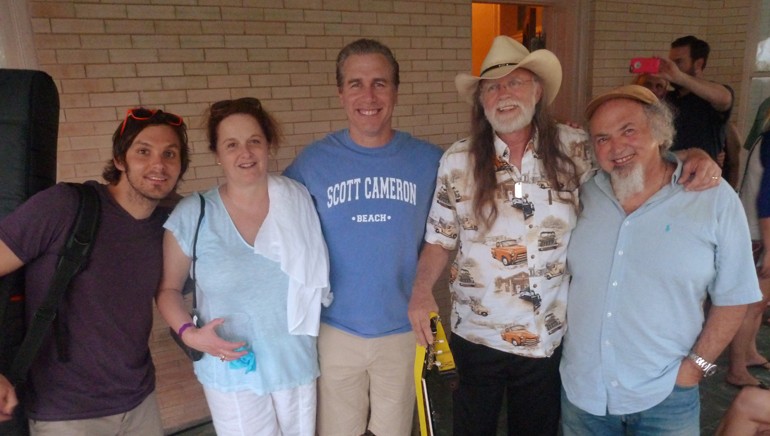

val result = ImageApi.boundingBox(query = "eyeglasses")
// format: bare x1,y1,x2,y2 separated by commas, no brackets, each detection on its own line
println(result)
119,108,184,136
481,78,535,95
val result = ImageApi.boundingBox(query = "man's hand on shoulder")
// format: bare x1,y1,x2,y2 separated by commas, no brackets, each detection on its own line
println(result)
675,148,722,191
0,374,18,422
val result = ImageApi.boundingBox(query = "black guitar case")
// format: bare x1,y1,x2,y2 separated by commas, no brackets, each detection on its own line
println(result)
0,69,59,435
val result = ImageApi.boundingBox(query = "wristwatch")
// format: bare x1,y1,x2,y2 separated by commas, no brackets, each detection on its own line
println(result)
687,351,717,377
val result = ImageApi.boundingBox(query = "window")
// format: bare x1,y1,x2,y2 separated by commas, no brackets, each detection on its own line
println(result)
469,1,590,123
471,4,545,76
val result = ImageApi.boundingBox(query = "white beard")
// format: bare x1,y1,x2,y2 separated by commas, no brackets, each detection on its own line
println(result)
610,164,645,203
485,97,536,134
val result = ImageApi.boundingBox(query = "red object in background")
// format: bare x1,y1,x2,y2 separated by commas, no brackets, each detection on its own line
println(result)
629,57,660,74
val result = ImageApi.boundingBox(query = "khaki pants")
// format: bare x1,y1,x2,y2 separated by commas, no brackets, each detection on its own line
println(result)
30,391,163,436
317,324,415,436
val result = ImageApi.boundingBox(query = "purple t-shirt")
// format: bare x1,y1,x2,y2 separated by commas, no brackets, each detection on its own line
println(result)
0,181,168,420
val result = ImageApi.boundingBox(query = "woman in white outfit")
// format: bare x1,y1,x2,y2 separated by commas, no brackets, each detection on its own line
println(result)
156,98,330,436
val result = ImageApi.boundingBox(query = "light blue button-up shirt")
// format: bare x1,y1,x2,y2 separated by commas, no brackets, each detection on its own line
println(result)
560,156,760,416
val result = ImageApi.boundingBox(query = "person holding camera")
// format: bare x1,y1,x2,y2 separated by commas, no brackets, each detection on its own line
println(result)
658,35,734,162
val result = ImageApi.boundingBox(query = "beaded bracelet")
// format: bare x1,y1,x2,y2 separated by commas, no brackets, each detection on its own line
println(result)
178,322,195,337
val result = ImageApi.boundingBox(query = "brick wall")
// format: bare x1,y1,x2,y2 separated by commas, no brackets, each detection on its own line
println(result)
30,0,471,193
588,0,750,128
27,0,471,431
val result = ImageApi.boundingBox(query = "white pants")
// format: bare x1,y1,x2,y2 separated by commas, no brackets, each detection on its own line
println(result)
203,381,316,436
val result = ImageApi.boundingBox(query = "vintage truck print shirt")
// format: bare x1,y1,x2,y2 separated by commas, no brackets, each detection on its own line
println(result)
424,125,592,357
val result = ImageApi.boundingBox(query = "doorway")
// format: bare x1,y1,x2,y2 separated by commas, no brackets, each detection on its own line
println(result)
471,1,591,123
471,4,545,76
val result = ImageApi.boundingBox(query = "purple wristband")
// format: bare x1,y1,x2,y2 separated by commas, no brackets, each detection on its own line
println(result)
178,322,194,337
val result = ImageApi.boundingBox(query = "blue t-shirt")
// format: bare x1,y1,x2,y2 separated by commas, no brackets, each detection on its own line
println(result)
165,187,318,394
284,130,443,337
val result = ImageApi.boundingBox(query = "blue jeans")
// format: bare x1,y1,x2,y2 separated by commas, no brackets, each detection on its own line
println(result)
561,384,700,436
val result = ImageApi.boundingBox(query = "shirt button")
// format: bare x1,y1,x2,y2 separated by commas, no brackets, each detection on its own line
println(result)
531,255,535,259
607,312,612,318
611,380,619,387
612,281,618,286
533,284,537,288
529,224,533,228
618,250,623,256
624,221,630,226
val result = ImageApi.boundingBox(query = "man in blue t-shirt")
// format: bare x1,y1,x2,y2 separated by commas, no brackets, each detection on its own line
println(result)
284,39,443,436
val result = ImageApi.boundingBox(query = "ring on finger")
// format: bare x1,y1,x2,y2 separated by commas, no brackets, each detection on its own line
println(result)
219,354,226,362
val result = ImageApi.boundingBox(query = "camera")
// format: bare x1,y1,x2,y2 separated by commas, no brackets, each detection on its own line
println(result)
629,57,660,74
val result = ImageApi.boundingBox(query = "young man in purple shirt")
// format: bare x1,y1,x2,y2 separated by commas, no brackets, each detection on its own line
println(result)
0,108,189,435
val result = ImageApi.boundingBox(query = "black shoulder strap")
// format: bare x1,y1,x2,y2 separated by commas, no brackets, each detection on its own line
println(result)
8,183,101,386
0,271,24,370
191,193,205,310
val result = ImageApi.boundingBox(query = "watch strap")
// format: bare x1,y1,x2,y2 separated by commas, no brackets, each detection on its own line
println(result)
687,351,717,377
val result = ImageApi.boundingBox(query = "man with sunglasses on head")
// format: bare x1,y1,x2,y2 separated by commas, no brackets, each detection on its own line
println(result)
0,108,189,435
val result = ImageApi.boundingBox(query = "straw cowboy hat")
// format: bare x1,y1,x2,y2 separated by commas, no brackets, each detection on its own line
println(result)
455,35,562,106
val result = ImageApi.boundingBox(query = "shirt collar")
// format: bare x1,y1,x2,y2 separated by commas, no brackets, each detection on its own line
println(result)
494,128,538,162
668,152,684,186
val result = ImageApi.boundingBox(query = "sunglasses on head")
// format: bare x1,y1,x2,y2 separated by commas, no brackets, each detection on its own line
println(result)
119,108,184,136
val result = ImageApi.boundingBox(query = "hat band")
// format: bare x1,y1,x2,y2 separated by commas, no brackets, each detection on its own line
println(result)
480,62,519,77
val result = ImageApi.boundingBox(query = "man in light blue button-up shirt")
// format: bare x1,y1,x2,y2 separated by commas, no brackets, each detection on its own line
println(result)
560,85,761,435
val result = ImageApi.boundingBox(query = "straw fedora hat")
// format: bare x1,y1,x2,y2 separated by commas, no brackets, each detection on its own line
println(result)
584,85,659,120
455,35,562,106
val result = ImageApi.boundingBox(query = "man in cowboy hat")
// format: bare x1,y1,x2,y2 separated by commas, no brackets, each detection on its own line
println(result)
408,36,721,435
560,85,758,434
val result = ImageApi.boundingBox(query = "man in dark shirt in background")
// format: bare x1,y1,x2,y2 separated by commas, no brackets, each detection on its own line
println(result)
659,35,734,162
